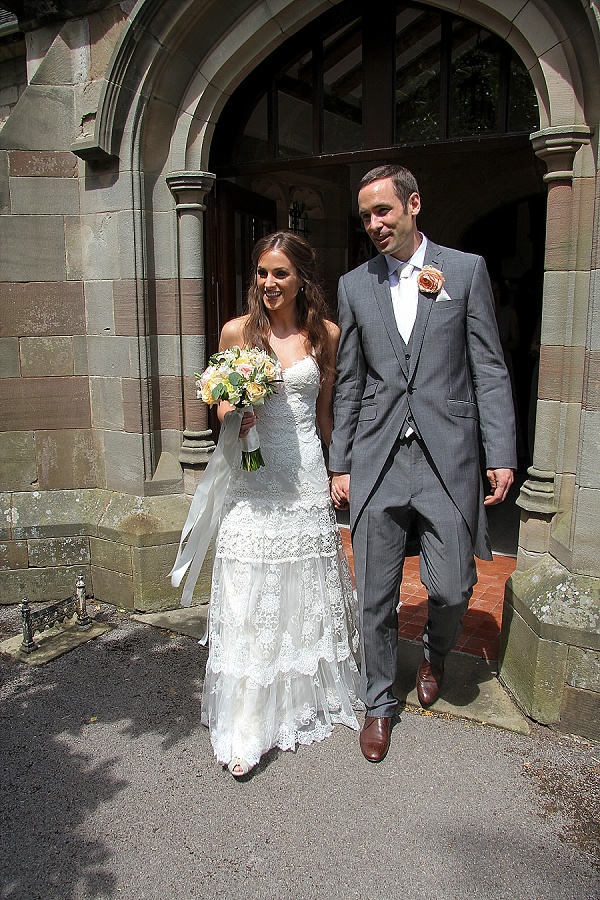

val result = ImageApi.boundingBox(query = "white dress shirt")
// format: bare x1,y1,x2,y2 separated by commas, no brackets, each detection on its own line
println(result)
386,235,427,344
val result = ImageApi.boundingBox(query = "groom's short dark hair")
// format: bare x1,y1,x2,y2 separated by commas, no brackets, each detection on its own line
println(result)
359,165,419,210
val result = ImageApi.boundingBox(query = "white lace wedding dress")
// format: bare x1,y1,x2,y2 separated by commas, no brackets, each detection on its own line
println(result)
201,355,362,768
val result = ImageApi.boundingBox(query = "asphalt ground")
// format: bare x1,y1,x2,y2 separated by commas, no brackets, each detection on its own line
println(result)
0,602,598,900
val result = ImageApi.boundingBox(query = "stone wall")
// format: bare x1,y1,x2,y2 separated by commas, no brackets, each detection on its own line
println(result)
0,35,26,129
0,3,194,611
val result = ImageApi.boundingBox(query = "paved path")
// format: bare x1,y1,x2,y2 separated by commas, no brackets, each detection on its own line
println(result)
0,604,598,900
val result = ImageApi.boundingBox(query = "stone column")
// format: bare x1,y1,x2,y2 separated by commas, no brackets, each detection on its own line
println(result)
166,171,216,495
516,125,591,569
500,125,599,740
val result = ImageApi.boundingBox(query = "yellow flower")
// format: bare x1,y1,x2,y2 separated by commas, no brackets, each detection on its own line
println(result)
261,357,280,380
201,373,223,405
246,381,267,404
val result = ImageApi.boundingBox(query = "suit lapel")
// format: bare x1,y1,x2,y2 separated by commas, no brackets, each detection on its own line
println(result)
369,255,409,377
408,242,443,382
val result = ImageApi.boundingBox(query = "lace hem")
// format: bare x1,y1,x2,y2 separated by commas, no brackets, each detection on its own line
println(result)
202,658,363,767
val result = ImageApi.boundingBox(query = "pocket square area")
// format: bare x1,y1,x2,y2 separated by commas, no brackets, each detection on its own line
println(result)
436,288,453,302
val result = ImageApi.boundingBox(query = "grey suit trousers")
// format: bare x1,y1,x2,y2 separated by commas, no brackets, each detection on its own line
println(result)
352,433,477,716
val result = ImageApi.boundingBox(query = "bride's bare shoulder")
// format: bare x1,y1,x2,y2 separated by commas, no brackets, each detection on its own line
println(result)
219,316,249,349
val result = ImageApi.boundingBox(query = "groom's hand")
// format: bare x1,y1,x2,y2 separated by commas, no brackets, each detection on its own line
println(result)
331,473,350,510
484,468,514,506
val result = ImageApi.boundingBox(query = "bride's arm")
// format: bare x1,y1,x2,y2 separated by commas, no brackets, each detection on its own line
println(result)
316,321,340,448
215,317,255,435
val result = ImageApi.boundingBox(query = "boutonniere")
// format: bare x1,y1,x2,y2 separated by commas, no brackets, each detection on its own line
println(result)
417,266,445,295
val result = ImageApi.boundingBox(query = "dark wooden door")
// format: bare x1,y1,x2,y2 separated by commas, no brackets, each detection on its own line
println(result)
205,180,277,436
206,180,277,355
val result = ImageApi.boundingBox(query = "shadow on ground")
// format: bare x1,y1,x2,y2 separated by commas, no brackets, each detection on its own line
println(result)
0,606,207,899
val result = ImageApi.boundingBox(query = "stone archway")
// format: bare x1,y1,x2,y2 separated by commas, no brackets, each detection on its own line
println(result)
75,0,600,734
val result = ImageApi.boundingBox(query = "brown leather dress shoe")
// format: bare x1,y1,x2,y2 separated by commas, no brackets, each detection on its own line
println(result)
416,656,444,707
359,715,392,762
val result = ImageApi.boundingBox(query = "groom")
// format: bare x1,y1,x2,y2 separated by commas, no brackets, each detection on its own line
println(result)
329,165,516,762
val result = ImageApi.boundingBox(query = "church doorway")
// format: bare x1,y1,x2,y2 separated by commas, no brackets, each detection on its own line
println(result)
205,0,547,655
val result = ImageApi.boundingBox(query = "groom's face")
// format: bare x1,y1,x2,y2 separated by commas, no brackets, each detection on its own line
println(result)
358,178,420,261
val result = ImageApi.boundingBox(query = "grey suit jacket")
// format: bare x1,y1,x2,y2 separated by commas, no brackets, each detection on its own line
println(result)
329,240,517,560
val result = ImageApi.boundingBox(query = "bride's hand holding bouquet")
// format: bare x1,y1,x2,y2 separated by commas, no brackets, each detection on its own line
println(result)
195,346,282,470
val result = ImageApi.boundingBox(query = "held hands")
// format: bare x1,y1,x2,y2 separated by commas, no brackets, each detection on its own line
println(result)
330,473,350,510
484,468,514,506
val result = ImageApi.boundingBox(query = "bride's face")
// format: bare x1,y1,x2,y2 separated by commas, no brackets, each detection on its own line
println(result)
256,249,302,313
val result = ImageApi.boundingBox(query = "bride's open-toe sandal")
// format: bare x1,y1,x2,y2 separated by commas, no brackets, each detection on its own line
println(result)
227,757,254,778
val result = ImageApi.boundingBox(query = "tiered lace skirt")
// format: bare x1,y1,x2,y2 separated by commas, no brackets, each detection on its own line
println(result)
201,493,362,768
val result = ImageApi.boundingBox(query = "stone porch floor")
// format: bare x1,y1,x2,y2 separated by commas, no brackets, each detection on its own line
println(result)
339,527,516,663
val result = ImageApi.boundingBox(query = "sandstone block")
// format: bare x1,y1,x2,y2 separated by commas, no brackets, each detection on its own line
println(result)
580,410,600,488
0,564,91,606
73,335,89,375
35,429,104,490
90,377,125,430
131,542,211,612
0,337,20,377
8,150,77,177
499,600,568,723
91,564,134,609
0,150,9,213
157,377,184,431
0,492,13,540
10,489,110,540
102,431,145,494
86,335,134,377
65,213,83,281
10,175,79,215
566,646,600,693
586,348,600,409
181,278,205,334
182,334,205,376
0,281,85,337
98,492,190,547
0,540,28,571
113,280,138,336
90,536,132,575
0,431,36,491
0,214,66,281
0,376,90,430
559,685,600,742
84,280,115,335
19,336,74,376
572,487,600,577
0,85,76,152
27,536,90,567
122,378,144,433
149,279,178,334
80,212,121,280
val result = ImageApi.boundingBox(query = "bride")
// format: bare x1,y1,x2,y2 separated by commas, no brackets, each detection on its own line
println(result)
201,231,362,777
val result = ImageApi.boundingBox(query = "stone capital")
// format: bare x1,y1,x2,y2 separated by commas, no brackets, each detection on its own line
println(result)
516,466,558,516
166,171,216,212
530,125,592,184
178,429,216,467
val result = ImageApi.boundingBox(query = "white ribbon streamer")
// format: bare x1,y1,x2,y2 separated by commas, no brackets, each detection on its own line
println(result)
168,410,242,640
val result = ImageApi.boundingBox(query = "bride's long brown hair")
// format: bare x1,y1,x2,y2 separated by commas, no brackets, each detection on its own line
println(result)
243,231,335,382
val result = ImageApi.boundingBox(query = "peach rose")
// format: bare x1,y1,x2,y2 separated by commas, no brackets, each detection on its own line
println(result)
417,266,445,294
246,381,267,404
261,357,281,380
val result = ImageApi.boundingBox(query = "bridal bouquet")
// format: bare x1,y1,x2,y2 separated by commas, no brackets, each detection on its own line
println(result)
195,346,282,470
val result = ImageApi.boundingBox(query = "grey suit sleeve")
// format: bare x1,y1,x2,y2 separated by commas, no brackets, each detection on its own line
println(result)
466,256,518,470
328,275,366,473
